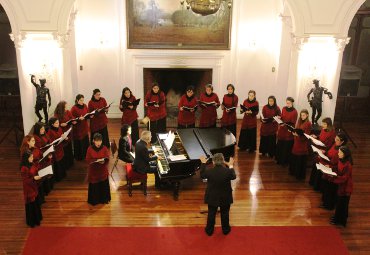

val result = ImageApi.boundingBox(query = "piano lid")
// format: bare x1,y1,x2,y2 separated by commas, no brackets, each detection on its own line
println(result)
177,128,236,160
195,128,236,150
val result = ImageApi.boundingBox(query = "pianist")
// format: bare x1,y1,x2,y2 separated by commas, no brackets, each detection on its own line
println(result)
133,131,161,188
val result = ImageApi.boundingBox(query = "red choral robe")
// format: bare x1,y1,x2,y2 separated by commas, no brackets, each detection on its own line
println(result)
318,129,336,149
321,144,340,181
277,107,298,141
71,104,89,140
331,160,353,196
55,111,74,148
178,95,198,126
88,97,108,133
241,99,259,129
21,165,39,203
85,146,110,184
144,91,167,121
292,120,312,155
199,93,220,128
47,127,64,161
34,134,52,167
260,105,281,136
221,94,238,126
120,95,139,125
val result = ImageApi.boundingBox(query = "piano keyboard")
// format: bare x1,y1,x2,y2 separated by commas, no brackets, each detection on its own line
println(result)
152,145,170,175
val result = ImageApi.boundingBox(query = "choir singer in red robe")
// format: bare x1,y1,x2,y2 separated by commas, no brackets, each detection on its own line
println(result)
178,85,198,129
199,84,220,128
220,84,238,137
85,133,111,206
88,89,110,148
144,82,167,143
71,94,90,161
21,151,43,227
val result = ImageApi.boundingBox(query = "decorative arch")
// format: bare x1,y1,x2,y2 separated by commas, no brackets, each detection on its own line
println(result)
284,0,366,37
0,0,19,33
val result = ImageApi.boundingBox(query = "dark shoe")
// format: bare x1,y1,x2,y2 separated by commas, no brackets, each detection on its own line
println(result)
205,227,214,236
330,219,337,225
222,227,231,235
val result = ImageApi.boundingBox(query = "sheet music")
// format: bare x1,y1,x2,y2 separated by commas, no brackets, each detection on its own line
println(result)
130,152,135,158
90,158,107,164
83,110,95,118
57,127,72,145
38,165,53,177
158,133,168,140
311,145,330,161
168,154,187,161
316,163,337,176
305,134,326,147
273,116,283,124
164,131,175,150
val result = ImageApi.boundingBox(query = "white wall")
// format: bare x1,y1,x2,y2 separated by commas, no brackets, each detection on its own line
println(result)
0,0,366,132
73,0,286,119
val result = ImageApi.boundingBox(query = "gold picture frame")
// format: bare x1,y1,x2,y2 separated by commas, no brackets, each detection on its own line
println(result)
126,0,232,50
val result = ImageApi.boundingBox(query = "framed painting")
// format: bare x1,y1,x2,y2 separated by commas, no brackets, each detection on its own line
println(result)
126,0,232,50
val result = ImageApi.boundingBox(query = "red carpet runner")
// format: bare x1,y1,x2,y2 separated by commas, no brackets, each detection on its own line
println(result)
23,226,349,255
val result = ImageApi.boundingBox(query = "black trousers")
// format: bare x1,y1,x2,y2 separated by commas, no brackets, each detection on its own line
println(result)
334,195,350,226
206,204,231,233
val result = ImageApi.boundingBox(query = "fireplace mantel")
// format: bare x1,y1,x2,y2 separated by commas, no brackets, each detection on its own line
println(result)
124,51,227,119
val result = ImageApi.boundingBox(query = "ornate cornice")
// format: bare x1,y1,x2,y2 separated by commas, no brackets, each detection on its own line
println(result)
291,35,309,51
9,32,26,49
335,37,350,52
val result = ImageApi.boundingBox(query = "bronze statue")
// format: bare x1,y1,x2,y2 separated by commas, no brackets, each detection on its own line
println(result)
31,75,51,123
307,79,332,124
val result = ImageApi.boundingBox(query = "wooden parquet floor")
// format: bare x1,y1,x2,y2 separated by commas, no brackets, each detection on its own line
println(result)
0,119,369,255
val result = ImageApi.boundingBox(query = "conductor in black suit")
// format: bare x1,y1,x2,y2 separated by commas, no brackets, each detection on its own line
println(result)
133,130,161,187
200,153,236,236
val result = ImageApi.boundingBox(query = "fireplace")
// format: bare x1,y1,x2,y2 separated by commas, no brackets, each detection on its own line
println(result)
143,68,212,127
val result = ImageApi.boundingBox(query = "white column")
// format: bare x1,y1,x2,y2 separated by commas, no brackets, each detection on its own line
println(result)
10,32,74,133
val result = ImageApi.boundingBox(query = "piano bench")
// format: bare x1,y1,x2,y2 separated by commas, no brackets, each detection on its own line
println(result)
125,163,147,197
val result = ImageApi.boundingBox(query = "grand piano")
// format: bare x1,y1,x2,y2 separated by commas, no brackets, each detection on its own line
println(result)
152,128,236,200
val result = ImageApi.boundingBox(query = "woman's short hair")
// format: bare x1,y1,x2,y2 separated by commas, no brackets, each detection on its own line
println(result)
212,153,224,166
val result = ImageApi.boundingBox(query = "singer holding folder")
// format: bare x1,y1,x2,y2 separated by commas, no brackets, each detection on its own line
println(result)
199,84,220,128
33,122,54,194
220,84,238,137
178,86,198,129
238,90,259,152
144,83,167,143
328,146,353,227
259,96,281,157
21,150,43,227
119,87,140,145
275,97,298,166
85,133,111,206
88,89,110,148
289,109,312,180
71,94,90,161
320,133,347,210
20,135,47,203
54,101,75,169
47,117,66,182
309,117,336,190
